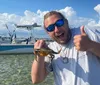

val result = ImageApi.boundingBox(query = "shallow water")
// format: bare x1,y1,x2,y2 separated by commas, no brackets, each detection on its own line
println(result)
0,55,54,85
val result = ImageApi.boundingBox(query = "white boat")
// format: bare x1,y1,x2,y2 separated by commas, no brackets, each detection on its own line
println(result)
0,23,44,55
2,23,41,45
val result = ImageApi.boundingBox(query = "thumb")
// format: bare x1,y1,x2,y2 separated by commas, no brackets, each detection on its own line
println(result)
80,26,86,35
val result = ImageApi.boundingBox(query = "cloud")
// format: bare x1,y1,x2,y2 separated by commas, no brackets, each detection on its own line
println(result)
94,4,100,15
59,7,94,28
92,4,100,27
0,4,100,38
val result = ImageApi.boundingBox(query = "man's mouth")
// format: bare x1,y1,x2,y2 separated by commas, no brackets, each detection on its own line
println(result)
56,33,64,38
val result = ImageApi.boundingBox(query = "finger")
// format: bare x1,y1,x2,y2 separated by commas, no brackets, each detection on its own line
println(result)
74,42,80,46
74,35,81,39
34,40,41,49
39,40,45,45
80,26,86,35
34,40,44,48
34,40,39,46
75,46,80,51
37,40,45,48
73,36,82,44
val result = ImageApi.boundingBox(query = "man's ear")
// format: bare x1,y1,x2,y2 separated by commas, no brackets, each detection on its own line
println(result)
64,19,68,24
44,26,49,34
64,19,69,28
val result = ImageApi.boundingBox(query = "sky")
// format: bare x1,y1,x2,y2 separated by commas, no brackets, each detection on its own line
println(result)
0,0,100,38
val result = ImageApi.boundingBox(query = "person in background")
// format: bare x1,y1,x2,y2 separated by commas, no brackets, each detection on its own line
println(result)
31,11,100,85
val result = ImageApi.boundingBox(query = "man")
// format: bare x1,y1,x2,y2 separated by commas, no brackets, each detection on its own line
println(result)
31,11,100,85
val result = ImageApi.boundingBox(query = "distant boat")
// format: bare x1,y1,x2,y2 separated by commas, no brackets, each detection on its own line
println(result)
0,23,36,55
0,23,41,45
14,23,41,44
14,23,41,30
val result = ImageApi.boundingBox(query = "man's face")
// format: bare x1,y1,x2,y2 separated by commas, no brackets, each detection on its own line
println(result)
44,14,70,44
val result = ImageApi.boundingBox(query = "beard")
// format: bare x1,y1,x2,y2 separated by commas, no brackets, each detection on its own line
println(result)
53,29,72,44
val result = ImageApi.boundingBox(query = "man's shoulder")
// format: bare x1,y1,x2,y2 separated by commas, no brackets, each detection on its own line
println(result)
85,26,100,34
70,26,100,35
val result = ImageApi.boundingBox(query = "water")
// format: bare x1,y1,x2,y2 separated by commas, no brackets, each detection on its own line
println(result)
0,55,54,85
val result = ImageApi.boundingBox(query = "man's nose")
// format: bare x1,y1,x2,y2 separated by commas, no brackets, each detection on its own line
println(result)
54,26,60,32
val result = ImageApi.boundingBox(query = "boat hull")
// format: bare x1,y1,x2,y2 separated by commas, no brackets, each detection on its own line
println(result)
0,44,34,55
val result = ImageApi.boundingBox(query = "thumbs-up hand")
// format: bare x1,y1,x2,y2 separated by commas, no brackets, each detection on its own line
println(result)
73,26,92,51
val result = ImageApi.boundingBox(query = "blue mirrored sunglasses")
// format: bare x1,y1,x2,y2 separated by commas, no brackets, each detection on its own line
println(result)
46,19,64,32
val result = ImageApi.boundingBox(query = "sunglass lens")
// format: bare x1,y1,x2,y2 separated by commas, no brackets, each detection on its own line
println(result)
56,19,64,27
47,25,55,32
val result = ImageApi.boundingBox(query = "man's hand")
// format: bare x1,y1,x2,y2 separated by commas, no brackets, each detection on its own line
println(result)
34,40,48,56
73,26,92,51
34,40,48,50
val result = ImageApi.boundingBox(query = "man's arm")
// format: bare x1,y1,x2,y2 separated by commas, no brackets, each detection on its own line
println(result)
31,40,49,84
31,56,48,84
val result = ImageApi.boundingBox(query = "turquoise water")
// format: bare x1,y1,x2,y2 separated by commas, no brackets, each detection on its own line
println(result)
0,55,54,85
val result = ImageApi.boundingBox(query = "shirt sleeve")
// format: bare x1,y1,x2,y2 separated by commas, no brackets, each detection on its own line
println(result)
85,27,100,43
